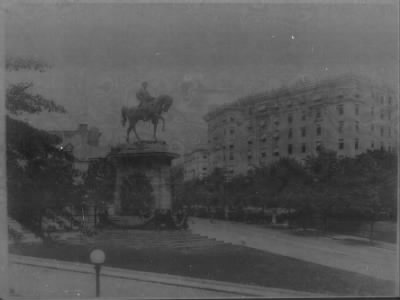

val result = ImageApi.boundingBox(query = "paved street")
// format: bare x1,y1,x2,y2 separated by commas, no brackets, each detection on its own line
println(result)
189,217,397,282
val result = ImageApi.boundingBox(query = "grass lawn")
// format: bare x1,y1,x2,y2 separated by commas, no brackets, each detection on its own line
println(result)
9,240,394,296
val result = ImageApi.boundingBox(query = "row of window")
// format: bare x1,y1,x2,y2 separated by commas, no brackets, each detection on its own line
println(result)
214,103,395,138
217,139,391,163
213,121,395,146
213,138,394,166
246,138,381,159
213,93,395,130
377,95,394,105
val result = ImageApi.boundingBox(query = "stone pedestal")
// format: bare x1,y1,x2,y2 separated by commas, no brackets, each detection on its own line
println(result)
109,141,179,216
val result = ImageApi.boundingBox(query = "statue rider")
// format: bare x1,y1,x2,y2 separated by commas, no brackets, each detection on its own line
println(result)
136,81,155,121
137,81,155,108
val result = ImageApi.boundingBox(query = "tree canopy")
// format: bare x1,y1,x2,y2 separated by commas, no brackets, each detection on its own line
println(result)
178,148,397,231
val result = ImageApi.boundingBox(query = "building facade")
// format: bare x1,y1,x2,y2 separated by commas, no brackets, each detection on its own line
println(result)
183,148,209,181
204,75,398,177
49,124,108,172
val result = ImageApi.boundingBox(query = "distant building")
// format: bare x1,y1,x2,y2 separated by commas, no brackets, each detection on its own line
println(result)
49,123,109,172
204,74,398,177
183,147,209,181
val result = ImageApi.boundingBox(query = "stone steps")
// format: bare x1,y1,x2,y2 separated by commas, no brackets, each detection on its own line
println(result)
56,229,228,250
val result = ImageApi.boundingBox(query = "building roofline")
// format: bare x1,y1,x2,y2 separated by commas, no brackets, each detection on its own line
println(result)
204,73,396,120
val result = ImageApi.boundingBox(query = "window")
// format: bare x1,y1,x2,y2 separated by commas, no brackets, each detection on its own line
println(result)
389,96,393,105
288,114,293,124
381,127,384,137
301,143,306,153
316,141,322,152
338,139,344,150
288,144,293,155
288,128,293,139
273,130,280,140
380,109,384,120
273,150,279,157
230,117,235,122
388,127,391,137
248,154,252,160
380,96,384,105
229,144,234,149
355,121,359,133
337,104,344,115
371,106,374,117
315,108,321,119
203,155,207,159
248,140,253,145
202,167,207,171
261,137,267,143
301,127,306,137
380,142,384,151
230,129,235,135
261,152,266,158
301,111,306,121
229,153,234,160
355,104,359,115
338,121,344,133
371,124,374,132
371,141,375,149
316,125,322,136
248,126,253,131
354,139,359,150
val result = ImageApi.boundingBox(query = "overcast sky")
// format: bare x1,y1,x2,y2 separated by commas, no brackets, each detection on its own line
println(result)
5,1,398,145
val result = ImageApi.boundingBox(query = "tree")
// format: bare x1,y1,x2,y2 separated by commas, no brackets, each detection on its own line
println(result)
170,165,184,210
85,157,115,214
304,149,343,231
336,151,392,242
6,56,51,72
6,57,74,231
7,117,74,229
6,82,66,115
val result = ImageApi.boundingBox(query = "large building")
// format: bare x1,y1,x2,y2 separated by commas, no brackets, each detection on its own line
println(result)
49,124,109,172
183,147,209,181
204,74,398,177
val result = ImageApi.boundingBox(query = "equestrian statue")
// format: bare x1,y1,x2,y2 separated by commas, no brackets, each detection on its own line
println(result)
121,82,173,143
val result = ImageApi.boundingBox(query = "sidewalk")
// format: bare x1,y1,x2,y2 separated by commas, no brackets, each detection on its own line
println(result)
9,255,322,298
189,218,398,282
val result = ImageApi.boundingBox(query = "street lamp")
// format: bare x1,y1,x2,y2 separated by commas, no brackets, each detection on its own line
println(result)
89,249,106,297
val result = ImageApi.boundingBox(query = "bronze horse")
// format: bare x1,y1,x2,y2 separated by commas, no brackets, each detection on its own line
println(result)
121,95,173,143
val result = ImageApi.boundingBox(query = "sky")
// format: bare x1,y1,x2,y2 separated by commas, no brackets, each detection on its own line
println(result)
5,1,399,149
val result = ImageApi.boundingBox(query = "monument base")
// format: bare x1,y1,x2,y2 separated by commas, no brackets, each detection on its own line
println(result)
107,141,184,229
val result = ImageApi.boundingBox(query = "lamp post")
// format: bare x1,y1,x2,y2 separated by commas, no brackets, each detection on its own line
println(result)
89,249,106,297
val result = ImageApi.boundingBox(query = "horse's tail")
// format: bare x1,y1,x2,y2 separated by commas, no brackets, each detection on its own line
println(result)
121,107,127,127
